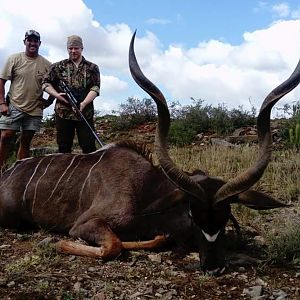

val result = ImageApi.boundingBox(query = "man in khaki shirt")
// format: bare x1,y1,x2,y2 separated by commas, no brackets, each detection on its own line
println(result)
0,30,53,170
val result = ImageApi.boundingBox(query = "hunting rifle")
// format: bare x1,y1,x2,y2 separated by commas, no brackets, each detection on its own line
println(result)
59,81,105,147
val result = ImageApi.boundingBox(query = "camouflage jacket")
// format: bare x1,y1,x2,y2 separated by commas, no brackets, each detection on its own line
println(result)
43,56,100,120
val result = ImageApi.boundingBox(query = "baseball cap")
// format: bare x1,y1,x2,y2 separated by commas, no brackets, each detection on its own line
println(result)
25,30,40,40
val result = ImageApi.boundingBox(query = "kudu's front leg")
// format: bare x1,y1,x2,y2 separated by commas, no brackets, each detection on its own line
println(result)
122,234,168,250
56,218,123,259
55,217,168,259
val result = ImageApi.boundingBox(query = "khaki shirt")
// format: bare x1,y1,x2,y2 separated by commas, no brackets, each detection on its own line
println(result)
0,52,51,116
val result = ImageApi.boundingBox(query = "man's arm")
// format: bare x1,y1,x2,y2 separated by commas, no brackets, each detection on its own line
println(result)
80,64,100,111
79,90,98,111
0,78,7,103
0,79,9,115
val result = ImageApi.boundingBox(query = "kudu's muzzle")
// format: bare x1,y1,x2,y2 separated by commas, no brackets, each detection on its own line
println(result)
199,229,227,276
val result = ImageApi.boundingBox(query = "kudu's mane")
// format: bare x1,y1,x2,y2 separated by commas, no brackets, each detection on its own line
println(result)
114,140,154,164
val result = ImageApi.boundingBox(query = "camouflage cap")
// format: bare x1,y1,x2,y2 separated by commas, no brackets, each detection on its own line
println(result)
67,35,83,48
25,29,40,40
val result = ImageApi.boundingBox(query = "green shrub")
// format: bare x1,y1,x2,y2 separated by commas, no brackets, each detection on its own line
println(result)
168,99,256,145
111,97,157,131
289,121,300,148
280,101,300,149
169,120,197,146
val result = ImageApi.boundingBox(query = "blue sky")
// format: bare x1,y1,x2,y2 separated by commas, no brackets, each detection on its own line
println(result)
84,0,294,45
0,0,300,117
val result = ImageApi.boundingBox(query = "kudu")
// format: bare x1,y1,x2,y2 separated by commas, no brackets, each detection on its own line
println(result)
0,32,299,275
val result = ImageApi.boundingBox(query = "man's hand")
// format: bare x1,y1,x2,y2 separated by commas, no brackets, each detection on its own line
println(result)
79,101,87,112
56,93,69,104
0,103,9,115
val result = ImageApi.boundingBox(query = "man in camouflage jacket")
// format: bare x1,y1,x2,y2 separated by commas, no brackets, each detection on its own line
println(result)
43,35,100,153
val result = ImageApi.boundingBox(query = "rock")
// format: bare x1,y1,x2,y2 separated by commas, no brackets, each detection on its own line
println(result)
148,254,162,263
242,285,263,298
7,281,15,288
228,253,262,266
87,267,97,272
73,281,81,292
253,235,266,246
186,252,200,261
272,289,288,299
92,292,106,300
226,135,258,144
211,138,237,147
255,278,267,286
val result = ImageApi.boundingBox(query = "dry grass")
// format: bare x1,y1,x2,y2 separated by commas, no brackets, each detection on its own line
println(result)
168,144,299,203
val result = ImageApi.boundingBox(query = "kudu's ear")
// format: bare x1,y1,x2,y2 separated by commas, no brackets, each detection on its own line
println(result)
235,190,288,210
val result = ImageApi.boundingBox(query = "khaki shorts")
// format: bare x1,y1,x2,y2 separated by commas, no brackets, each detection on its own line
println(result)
0,104,42,131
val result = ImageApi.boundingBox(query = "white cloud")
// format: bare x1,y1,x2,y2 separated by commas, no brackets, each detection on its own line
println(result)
272,3,290,18
139,19,300,114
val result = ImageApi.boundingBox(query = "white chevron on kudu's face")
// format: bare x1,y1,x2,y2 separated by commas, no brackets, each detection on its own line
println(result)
201,230,220,242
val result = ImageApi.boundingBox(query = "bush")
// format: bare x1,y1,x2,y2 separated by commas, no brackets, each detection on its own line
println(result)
279,101,300,149
288,103,300,149
168,120,197,146
111,97,157,131
168,99,256,145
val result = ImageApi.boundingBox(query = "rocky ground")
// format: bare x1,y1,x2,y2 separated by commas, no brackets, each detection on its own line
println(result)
1,226,300,300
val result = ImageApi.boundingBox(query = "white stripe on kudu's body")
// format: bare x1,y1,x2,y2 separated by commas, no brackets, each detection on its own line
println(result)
6,157,32,179
78,152,106,207
22,157,47,204
32,156,57,214
65,156,84,184
46,155,79,202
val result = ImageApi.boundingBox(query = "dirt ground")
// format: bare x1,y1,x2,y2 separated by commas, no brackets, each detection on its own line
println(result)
1,226,300,300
